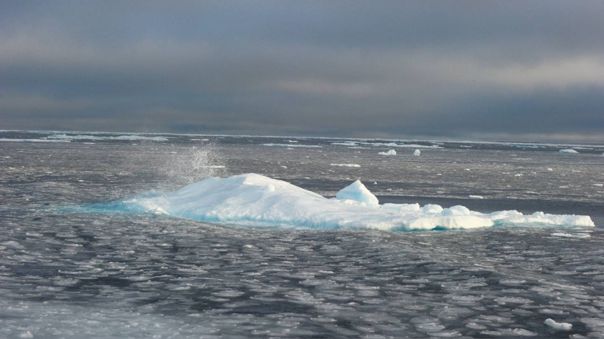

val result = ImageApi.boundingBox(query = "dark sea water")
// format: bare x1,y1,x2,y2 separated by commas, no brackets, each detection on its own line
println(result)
1,131,604,338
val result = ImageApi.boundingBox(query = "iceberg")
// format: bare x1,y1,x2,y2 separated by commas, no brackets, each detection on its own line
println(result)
559,148,579,154
116,174,594,231
413,149,421,156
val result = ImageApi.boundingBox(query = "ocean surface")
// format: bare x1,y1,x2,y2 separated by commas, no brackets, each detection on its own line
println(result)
1,130,604,338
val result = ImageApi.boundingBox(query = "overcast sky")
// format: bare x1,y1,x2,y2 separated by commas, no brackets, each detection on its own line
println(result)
1,1,603,142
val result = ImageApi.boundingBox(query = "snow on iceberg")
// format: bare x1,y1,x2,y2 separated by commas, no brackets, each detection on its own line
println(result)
119,173,594,231
335,180,379,206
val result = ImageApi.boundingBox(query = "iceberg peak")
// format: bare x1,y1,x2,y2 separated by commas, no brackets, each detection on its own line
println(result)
335,180,379,206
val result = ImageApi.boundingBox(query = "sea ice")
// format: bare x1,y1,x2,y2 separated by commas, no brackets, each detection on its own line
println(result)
262,143,322,148
413,149,421,156
48,134,168,142
378,149,397,156
0,138,70,143
331,141,358,146
330,163,361,168
544,318,572,331
117,173,595,231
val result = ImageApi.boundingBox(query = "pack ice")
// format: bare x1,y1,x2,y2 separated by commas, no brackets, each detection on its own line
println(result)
125,173,594,231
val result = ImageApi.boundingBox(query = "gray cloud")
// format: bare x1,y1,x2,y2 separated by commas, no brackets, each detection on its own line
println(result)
1,1,603,142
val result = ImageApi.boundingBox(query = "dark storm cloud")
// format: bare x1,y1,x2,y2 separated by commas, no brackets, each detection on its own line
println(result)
1,1,604,142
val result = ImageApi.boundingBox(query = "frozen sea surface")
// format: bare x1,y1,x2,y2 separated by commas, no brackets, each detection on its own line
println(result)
1,131,604,338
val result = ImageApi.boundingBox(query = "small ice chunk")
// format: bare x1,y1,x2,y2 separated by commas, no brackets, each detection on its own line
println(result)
378,149,397,156
413,149,421,156
559,148,579,154
330,163,361,168
18,331,34,338
468,195,484,199
551,232,590,239
2,240,25,250
335,180,379,206
544,318,572,331
511,328,538,336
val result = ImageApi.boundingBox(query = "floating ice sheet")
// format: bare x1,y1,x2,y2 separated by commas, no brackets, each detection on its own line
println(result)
47,134,169,141
81,174,594,231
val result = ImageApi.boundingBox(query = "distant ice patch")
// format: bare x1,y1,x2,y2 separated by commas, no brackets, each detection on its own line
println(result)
0,138,70,143
89,173,595,232
468,195,485,199
262,143,322,148
378,149,397,156
48,134,168,142
330,163,361,168
413,149,421,156
559,148,579,154
331,141,358,146
361,142,441,149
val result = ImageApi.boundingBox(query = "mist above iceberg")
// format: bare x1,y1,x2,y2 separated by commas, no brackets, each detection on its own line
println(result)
102,173,595,231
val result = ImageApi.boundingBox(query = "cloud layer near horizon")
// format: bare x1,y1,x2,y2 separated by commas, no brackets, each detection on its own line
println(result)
1,1,604,142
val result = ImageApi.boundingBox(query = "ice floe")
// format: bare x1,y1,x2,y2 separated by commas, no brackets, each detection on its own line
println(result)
110,173,594,231
0,138,70,143
559,148,579,154
544,318,572,331
413,149,421,156
330,163,361,168
468,195,485,199
378,149,397,156
47,134,168,142
262,143,322,148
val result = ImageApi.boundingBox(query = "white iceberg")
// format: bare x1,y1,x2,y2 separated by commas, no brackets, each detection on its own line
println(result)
378,149,397,156
122,173,594,231
413,149,421,156
559,148,579,154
